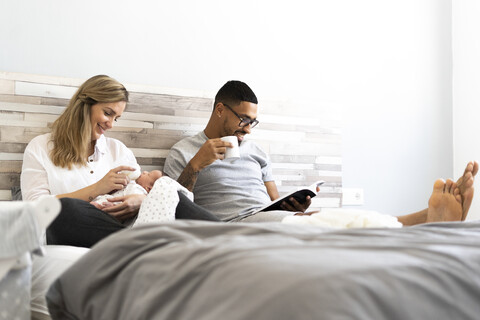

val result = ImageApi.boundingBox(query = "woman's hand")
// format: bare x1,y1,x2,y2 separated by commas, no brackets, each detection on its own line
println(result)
94,165,136,195
102,194,146,220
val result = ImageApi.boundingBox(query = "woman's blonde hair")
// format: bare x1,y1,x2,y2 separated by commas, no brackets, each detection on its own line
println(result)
50,75,129,169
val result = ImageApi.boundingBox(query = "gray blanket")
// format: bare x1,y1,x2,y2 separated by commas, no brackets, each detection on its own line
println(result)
47,220,480,320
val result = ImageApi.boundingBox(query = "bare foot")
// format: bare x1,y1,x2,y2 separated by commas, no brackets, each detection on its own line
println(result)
426,179,463,223
456,161,478,220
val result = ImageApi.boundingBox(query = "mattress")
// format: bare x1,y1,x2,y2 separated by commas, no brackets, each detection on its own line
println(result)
47,220,480,320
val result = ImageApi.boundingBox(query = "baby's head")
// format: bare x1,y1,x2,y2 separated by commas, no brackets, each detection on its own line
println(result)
135,170,163,192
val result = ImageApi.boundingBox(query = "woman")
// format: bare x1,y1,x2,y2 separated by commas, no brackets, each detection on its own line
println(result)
21,75,218,248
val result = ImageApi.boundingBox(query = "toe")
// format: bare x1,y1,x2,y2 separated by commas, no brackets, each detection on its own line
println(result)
455,193,462,204
454,187,460,197
446,179,454,193
433,179,446,193
472,161,479,177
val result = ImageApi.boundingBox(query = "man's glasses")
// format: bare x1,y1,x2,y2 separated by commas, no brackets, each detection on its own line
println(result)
222,103,259,128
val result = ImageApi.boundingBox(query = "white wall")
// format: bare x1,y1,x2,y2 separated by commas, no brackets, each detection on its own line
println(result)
453,0,480,220
0,0,454,216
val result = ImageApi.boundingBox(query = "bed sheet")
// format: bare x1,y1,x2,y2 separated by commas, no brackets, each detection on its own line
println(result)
47,220,480,320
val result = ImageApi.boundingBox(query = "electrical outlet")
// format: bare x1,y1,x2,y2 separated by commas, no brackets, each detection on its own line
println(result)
342,188,364,205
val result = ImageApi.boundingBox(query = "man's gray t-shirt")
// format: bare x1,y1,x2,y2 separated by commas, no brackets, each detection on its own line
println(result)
164,131,274,221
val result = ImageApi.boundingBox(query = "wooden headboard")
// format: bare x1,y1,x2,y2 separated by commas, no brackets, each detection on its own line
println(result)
0,72,342,208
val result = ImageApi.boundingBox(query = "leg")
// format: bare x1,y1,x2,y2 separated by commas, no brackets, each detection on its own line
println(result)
175,192,220,221
47,198,126,248
398,180,463,226
397,161,477,226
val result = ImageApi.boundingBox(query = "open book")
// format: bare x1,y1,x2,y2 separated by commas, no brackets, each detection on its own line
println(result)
255,180,325,213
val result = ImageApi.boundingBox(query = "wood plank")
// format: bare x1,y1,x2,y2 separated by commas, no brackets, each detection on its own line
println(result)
130,148,170,158
121,111,208,124
126,103,175,116
174,109,212,118
304,132,342,144
251,129,306,142
0,144,27,153
261,114,340,127
254,123,340,134
0,111,24,121
0,119,49,128
0,160,22,173
0,153,24,161
23,113,59,123
260,99,341,117
298,125,342,135
15,81,77,99
0,101,65,115
0,94,43,105
272,163,315,170
279,176,342,184
315,156,342,165
0,79,14,94
153,122,206,132
254,123,299,132
137,165,163,172
0,72,213,100
0,173,20,188
113,119,154,129
314,164,342,171
128,92,212,112
269,154,317,164
0,190,12,201
136,157,165,166
106,132,185,149
0,127,49,143
272,168,341,177
40,97,70,107
269,142,342,157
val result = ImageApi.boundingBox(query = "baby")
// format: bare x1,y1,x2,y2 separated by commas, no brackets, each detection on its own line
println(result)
91,167,193,227
91,169,164,209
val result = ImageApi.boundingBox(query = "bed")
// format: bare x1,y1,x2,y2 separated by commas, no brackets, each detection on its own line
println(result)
1,71,342,319
46,220,480,320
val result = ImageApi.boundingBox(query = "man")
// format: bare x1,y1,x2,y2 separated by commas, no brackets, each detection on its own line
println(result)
164,80,478,224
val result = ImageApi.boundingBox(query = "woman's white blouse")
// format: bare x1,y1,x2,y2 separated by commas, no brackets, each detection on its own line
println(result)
21,133,139,201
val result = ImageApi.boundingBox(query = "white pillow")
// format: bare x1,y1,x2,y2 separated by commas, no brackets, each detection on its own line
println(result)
31,245,89,320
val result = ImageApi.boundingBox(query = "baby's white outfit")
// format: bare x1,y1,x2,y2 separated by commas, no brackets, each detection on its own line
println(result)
133,177,193,227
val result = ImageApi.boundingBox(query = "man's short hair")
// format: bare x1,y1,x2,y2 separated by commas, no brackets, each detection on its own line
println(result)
214,80,258,109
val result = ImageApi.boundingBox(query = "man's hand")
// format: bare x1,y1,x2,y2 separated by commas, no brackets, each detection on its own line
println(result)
189,138,233,172
280,196,312,213
177,138,233,192
102,194,146,220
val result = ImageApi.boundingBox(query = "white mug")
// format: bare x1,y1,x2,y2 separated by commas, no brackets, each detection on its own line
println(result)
220,136,240,160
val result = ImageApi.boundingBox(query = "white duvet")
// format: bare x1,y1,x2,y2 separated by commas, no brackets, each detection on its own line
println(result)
282,208,403,228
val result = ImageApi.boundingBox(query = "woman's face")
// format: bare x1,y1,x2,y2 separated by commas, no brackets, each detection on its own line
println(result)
90,101,126,141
